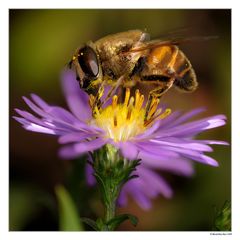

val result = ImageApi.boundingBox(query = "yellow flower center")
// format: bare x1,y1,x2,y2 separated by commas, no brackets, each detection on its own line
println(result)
90,88,171,142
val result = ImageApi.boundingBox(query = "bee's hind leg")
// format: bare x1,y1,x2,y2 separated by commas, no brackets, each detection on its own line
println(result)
144,78,175,121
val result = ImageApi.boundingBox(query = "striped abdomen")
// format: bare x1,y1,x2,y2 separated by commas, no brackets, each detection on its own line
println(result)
141,45,198,92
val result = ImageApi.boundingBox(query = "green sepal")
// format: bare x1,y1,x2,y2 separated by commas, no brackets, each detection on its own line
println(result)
94,172,108,204
107,214,138,230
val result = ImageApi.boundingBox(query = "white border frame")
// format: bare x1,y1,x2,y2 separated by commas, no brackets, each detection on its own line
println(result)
1,1,239,240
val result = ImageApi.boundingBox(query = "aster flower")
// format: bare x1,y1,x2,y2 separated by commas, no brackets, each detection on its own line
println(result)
13,69,228,211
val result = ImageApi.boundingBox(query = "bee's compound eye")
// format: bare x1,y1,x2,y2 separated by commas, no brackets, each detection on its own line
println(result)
78,46,99,77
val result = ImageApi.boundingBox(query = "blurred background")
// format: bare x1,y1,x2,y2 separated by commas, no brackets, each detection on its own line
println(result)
9,9,231,231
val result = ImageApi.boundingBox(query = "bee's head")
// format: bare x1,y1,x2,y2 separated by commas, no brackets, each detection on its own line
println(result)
71,45,100,94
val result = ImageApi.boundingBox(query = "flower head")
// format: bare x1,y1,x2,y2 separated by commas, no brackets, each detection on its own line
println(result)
90,87,171,142
14,69,228,210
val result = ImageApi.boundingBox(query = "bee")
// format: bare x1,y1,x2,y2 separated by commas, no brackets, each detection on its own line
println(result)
69,29,205,116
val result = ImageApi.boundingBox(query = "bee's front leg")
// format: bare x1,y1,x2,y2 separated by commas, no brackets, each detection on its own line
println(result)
99,76,125,108
90,82,105,115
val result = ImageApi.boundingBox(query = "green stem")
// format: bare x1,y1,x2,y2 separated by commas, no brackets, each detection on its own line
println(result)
92,145,140,231
97,180,119,231
103,179,120,228
105,196,116,223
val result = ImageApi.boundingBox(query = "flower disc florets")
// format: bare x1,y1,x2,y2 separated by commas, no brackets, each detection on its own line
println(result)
90,88,171,142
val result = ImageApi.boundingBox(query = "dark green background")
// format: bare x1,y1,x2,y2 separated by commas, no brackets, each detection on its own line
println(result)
9,9,231,231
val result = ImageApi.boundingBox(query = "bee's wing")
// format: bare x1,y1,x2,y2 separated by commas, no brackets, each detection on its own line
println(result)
121,36,218,54
149,27,190,40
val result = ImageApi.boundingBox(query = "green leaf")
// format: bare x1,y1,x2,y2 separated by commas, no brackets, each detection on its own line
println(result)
107,214,138,230
96,218,107,230
55,185,83,231
213,200,231,231
81,218,99,231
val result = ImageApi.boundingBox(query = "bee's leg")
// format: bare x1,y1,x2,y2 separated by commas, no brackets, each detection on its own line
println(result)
91,83,105,115
99,76,125,108
144,78,175,121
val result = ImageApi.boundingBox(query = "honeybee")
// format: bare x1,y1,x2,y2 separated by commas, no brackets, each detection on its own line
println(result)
69,29,200,116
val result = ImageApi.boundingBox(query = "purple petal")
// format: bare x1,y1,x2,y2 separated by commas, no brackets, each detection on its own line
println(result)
167,107,206,128
135,120,161,139
58,145,80,159
58,132,97,144
155,115,226,138
23,123,56,134
203,116,227,129
121,167,173,210
61,69,91,121
134,141,180,158
23,95,101,133
199,140,229,145
139,151,194,176
157,144,219,167
123,180,152,210
74,138,107,153
30,93,49,110
22,96,49,118
183,153,219,167
138,167,173,198
14,108,55,129
59,138,107,159
14,108,74,135
31,93,82,124
22,96,76,130
85,153,96,186
85,163,96,186
158,145,204,158
117,141,139,160
149,138,213,152
157,110,182,128
13,116,57,135
117,189,128,207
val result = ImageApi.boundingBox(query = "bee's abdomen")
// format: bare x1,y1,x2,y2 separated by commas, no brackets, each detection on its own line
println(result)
174,68,198,92
147,45,174,70
173,50,198,92
141,45,198,92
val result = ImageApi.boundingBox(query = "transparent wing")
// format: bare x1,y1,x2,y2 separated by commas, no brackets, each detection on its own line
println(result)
120,35,218,55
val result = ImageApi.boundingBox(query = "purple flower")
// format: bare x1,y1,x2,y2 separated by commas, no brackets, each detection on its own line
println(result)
13,69,228,210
